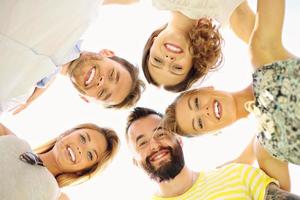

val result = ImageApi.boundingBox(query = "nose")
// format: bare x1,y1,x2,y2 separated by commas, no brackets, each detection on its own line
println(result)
149,138,160,151
165,54,175,61
97,76,105,87
76,146,82,155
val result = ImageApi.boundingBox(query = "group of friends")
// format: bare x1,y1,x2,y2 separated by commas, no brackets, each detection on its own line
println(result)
0,0,299,199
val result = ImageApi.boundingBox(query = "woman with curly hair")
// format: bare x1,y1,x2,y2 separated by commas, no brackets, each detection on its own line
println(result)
0,123,119,200
163,0,298,191
142,0,255,92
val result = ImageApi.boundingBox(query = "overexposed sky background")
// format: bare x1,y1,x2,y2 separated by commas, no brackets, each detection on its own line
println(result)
1,0,300,199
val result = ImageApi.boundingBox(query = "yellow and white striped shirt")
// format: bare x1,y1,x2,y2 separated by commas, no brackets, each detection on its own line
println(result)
152,163,277,200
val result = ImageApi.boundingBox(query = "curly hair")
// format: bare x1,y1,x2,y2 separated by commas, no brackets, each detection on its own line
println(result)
142,18,223,92
67,52,145,109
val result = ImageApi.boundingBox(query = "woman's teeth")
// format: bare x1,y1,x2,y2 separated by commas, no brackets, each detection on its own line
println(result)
214,101,221,120
165,43,182,53
85,67,96,86
67,146,76,163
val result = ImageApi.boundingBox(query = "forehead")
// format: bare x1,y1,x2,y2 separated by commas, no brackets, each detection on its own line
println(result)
127,114,162,143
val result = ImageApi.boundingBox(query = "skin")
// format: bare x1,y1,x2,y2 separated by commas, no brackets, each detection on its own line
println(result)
68,53,132,106
175,86,253,135
148,12,194,87
265,183,300,200
147,1,255,87
39,128,107,175
127,114,197,197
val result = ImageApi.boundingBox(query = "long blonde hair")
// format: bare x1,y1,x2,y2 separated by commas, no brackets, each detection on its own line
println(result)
34,123,119,188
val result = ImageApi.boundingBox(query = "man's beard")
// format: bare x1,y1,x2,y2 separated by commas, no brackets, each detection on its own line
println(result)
141,141,185,182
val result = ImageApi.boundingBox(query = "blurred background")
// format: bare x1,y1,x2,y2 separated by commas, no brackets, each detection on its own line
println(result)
1,0,299,199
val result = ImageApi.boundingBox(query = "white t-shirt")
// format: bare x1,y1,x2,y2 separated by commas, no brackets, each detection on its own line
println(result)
0,0,100,113
152,0,245,26
0,135,60,200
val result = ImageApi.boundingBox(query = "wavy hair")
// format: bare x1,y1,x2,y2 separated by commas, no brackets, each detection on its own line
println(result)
34,123,119,188
142,18,223,92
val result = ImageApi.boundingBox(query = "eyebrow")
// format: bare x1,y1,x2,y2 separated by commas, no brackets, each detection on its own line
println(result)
188,96,192,110
136,135,145,144
103,93,112,101
86,132,91,142
191,118,198,132
93,149,99,160
116,71,120,83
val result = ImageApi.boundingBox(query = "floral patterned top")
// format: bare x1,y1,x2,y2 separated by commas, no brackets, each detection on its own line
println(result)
252,58,300,165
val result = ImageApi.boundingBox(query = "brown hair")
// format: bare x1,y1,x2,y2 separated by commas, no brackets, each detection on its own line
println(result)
35,123,120,188
67,52,145,109
163,90,199,137
142,18,223,92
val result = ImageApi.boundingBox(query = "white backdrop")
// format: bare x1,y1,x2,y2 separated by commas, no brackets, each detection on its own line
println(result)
2,1,300,199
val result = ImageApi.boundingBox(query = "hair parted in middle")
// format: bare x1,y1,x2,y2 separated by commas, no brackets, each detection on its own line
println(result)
142,18,223,92
67,52,145,109
34,123,120,188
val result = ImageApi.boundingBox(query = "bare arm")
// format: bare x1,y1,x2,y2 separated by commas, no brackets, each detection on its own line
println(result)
265,183,300,200
0,123,15,136
255,137,290,191
230,1,255,43
249,0,294,69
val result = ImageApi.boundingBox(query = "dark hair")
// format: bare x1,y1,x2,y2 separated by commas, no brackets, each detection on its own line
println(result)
125,107,163,138
142,18,223,92
68,53,145,109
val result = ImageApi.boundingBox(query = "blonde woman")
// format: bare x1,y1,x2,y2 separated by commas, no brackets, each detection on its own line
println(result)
0,123,119,200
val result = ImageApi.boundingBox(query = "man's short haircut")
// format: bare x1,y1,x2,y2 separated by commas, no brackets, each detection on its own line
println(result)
125,107,163,139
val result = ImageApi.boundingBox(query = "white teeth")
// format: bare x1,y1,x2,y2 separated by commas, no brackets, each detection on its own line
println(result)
85,67,95,86
214,101,221,119
67,147,76,163
165,44,181,53
152,151,168,161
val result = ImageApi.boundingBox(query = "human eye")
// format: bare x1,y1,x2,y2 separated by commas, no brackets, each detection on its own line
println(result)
137,140,148,149
109,68,114,80
194,97,200,110
197,118,203,129
80,134,86,144
153,57,162,64
87,151,93,161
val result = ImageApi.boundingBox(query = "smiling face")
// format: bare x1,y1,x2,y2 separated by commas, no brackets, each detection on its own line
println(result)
127,114,184,182
53,128,107,173
69,55,132,106
148,27,193,86
175,87,237,135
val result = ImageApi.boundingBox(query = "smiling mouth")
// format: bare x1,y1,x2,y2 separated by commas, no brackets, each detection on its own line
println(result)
67,146,76,163
164,43,183,54
213,100,222,120
84,66,96,86
149,149,170,163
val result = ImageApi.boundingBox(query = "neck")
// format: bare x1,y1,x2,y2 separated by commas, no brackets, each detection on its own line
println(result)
156,166,198,198
39,150,62,177
232,85,254,120
168,11,196,33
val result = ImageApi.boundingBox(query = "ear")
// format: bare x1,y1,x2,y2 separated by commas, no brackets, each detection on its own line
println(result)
79,95,90,103
98,49,115,57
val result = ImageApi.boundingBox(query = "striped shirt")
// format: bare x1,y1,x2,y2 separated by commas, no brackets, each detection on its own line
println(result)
152,163,277,200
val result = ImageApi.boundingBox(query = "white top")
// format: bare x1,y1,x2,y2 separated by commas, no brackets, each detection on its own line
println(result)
0,0,100,113
152,0,245,26
0,135,60,200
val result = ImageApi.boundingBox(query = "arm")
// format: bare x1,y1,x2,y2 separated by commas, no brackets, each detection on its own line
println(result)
0,123,15,136
102,0,139,5
229,1,255,43
254,137,290,191
58,193,70,200
249,0,294,69
265,183,300,200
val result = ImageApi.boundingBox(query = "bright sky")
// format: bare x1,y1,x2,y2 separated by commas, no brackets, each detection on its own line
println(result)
2,1,300,199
